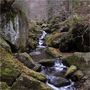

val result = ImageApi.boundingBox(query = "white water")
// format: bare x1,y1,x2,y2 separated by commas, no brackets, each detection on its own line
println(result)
47,81,75,90
37,31,47,48
41,59,75,90
38,31,76,90
54,60,67,71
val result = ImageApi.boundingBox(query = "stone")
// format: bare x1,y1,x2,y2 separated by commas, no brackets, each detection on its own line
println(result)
0,47,46,85
0,0,29,52
65,65,77,77
46,47,62,58
15,52,40,70
11,74,52,90
39,59,55,67
45,32,61,47
0,82,10,90
48,76,70,87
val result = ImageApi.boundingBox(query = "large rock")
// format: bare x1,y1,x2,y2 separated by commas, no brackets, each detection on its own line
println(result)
45,32,61,47
46,47,62,58
11,74,52,90
0,47,46,86
14,52,40,71
0,0,29,52
48,76,70,87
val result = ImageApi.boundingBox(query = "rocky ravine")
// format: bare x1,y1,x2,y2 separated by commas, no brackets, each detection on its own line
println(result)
0,0,90,90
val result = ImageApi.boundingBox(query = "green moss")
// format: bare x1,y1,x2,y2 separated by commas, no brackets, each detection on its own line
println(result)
45,32,61,46
0,37,11,53
0,82,10,90
64,55,89,70
0,47,46,83
0,49,20,86
11,74,51,90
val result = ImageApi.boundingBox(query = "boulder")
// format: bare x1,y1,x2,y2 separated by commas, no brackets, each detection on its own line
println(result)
39,59,55,67
65,65,77,77
0,47,46,86
11,74,52,90
14,52,40,71
0,0,29,52
48,76,70,87
45,32,61,47
46,47,62,58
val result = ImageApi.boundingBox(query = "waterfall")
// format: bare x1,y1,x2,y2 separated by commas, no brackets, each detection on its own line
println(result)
37,31,47,48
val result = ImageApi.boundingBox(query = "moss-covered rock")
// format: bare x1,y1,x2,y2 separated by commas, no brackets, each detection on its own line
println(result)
0,47,46,86
0,82,10,90
46,47,62,58
27,21,42,50
45,32,61,47
11,74,52,90
15,52,35,68
63,54,90,77
0,37,11,53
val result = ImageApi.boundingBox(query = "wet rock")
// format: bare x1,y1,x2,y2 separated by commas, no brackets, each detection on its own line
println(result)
46,47,62,58
30,48,53,62
0,82,10,90
0,37,11,53
11,74,52,90
65,65,77,77
48,76,70,87
39,59,55,67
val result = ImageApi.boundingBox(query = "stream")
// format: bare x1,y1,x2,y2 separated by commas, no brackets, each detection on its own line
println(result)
33,30,76,90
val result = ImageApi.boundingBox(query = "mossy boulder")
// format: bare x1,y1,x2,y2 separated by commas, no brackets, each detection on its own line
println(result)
45,32,61,47
0,47,46,86
63,53,90,79
11,74,52,90
15,52,35,69
0,0,29,52
46,47,62,58
0,82,10,90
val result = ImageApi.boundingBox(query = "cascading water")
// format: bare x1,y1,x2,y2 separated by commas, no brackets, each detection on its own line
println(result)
37,30,47,48
37,31,76,90
41,59,76,90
